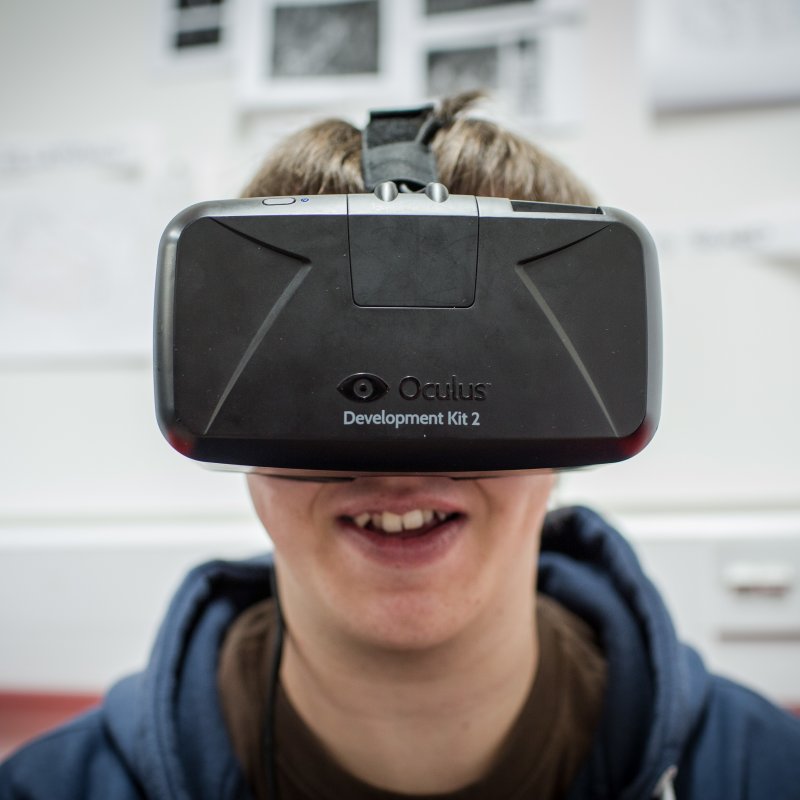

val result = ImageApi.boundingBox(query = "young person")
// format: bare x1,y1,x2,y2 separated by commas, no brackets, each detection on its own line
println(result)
2,94,799,800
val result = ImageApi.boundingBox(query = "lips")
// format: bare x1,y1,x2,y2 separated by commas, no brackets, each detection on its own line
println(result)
331,482,468,565
339,510,464,567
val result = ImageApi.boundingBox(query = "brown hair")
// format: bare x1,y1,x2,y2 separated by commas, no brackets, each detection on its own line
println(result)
242,92,593,205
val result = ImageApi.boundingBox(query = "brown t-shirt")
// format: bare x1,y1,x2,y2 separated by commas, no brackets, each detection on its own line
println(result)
218,595,606,800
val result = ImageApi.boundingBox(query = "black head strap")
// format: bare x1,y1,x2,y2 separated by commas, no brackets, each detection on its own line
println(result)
361,105,442,192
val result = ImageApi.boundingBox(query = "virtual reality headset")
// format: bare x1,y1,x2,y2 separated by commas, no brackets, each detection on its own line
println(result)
154,107,661,478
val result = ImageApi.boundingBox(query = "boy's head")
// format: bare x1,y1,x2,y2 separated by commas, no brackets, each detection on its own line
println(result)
245,94,589,655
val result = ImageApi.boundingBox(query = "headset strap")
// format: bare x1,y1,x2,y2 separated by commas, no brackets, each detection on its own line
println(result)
361,104,441,191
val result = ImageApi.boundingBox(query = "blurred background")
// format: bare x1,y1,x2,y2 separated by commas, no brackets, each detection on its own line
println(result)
1,0,799,754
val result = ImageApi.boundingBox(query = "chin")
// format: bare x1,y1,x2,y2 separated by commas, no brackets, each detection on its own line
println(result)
336,585,482,654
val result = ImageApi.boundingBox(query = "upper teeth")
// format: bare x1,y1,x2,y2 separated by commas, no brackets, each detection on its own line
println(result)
353,509,447,532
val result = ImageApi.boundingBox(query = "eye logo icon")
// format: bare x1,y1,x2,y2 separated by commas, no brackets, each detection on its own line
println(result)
337,373,389,403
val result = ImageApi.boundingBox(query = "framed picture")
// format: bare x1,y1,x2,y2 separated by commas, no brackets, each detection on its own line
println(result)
235,0,414,109
420,11,584,127
425,38,541,115
423,0,584,20
425,0,537,14
155,0,233,73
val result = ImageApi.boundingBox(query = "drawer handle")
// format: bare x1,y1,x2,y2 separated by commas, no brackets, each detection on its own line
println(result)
722,563,795,597
719,629,800,643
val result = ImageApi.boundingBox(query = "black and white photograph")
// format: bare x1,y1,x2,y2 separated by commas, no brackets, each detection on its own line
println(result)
236,0,411,109
425,0,583,20
426,0,535,15
426,37,542,116
419,0,584,126
270,0,380,78
426,44,500,97
155,0,232,72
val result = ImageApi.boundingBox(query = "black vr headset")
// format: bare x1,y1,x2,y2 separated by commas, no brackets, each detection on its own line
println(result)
154,105,661,478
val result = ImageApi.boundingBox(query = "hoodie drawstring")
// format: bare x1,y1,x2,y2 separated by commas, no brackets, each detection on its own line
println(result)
653,765,678,799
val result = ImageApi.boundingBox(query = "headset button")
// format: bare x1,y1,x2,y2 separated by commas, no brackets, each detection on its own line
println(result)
424,182,449,203
262,196,296,205
374,181,399,202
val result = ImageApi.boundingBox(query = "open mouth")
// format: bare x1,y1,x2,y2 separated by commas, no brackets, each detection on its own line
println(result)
341,509,463,539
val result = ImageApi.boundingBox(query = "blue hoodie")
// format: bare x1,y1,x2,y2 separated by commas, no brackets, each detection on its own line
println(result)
2,506,800,799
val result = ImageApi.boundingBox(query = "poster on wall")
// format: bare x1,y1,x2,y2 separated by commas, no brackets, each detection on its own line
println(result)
234,0,585,128
0,135,193,362
642,0,800,111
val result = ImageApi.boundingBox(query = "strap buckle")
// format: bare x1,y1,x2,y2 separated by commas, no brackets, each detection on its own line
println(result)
361,104,442,192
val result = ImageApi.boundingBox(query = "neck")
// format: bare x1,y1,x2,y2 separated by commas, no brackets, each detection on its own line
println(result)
280,590,538,794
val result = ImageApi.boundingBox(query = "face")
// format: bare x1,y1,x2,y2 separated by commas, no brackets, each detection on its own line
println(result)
247,473,555,652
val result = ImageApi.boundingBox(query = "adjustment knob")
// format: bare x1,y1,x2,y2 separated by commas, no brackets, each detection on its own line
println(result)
374,181,399,202
424,182,449,203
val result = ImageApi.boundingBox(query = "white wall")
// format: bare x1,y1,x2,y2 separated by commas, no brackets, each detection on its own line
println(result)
1,0,799,696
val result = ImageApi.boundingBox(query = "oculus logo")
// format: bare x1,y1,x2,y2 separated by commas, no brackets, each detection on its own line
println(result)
337,373,389,403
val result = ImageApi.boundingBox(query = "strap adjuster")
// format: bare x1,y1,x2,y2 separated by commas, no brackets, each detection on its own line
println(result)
361,105,441,192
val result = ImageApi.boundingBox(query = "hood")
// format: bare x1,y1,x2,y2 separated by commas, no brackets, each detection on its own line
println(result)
104,558,273,800
100,507,710,800
542,507,710,800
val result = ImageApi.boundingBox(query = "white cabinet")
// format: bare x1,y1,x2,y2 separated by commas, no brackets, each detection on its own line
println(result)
625,512,800,708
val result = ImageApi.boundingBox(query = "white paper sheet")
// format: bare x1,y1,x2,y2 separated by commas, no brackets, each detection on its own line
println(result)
0,135,193,361
643,0,800,111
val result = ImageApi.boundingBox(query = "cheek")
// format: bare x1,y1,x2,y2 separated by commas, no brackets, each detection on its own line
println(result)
479,474,555,560
495,474,555,520
246,475,319,555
